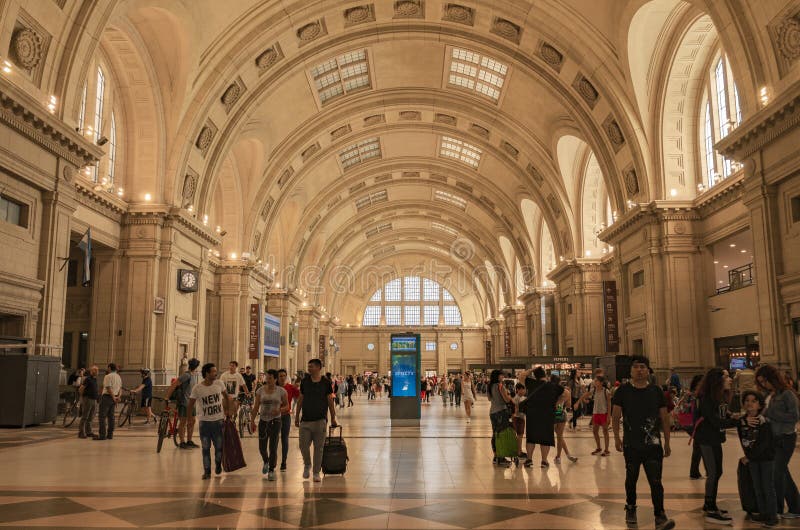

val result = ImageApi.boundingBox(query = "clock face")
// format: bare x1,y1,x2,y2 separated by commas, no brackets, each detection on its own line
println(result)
449,342,458,350
367,343,375,351
178,269,198,292
182,272,196,288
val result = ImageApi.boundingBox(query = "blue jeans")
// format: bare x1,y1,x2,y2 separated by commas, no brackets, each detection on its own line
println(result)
199,420,223,474
749,460,777,520
774,433,800,514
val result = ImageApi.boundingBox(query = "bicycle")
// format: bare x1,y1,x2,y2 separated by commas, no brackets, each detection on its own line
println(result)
238,395,255,437
62,390,81,427
153,397,180,453
117,388,138,427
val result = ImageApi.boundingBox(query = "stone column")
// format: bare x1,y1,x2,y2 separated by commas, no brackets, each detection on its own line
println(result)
36,183,77,358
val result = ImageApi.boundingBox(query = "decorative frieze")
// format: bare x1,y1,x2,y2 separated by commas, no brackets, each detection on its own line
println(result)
603,115,625,151
538,41,564,72
330,124,351,140
623,166,639,196
181,168,198,207
573,74,599,109
434,113,457,125
394,0,424,19
470,123,490,138
768,6,800,76
491,18,521,44
277,167,294,188
9,12,50,86
501,141,519,159
344,5,375,26
526,163,544,186
364,114,385,126
255,44,283,73
221,77,246,112
547,193,562,218
301,142,321,162
195,120,217,156
296,20,327,45
399,110,422,121
442,3,474,26
260,197,274,220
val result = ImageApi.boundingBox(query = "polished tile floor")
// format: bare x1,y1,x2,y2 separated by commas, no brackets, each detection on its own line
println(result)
2,392,800,528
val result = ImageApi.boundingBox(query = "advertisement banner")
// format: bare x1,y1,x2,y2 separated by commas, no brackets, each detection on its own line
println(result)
263,311,280,357
248,304,260,359
503,328,511,356
390,334,419,397
603,281,620,353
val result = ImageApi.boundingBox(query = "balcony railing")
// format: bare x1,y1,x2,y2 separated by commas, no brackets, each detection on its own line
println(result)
715,262,753,295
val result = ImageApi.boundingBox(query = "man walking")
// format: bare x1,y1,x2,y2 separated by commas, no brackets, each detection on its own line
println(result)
220,361,250,417
612,355,676,530
78,365,99,439
278,368,299,472
295,359,338,482
166,358,201,449
96,363,122,440
251,369,289,480
454,374,463,407
187,363,229,479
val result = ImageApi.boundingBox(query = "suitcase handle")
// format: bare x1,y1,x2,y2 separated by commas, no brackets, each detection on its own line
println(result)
328,424,343,441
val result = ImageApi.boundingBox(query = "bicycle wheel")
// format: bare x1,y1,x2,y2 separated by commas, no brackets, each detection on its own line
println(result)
238,410,246,438
118,401,132,427
156,414,168,453
246,411,254,435
172,416,181,447
63,401,78,427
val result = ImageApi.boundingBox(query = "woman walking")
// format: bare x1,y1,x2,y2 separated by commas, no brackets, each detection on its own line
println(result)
488,369,513,466
582,375,611,456
756,364,800,518
553,374,578,464
694,367,736,524
568,370,582,430
462,371,476,424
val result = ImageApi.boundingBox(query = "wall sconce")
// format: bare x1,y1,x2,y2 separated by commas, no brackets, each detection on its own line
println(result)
46,95,57,114
144,193,152,202
760,86,769,107
1,60,11,74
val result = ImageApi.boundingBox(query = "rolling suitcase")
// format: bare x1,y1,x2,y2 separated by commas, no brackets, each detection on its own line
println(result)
494,426,520,465
322,425,348,475
737,459,759,515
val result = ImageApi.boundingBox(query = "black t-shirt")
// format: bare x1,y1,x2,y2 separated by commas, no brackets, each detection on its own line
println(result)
611,383,666,449
82,375,99,400
300,376,333,422
521,379,564,420
243,373,256,392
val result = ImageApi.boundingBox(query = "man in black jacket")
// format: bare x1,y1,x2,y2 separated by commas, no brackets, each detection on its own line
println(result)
78,365,99,439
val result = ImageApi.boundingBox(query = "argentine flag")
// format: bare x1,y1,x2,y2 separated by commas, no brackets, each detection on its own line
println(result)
77,228,91,286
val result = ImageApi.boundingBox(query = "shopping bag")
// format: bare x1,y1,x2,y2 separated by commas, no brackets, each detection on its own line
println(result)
494,427,518,458
222,417,246,472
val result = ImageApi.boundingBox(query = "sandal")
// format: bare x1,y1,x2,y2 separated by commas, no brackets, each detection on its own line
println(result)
567,455,579,463
541,461,549,468
591,448,602,455
601,450,610,456
523,459,534,468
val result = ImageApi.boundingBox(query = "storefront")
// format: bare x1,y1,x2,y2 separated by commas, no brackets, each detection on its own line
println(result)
713,334,760,371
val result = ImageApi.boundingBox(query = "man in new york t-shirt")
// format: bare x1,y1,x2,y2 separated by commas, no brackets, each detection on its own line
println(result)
611,355,675,530
188,363,229,480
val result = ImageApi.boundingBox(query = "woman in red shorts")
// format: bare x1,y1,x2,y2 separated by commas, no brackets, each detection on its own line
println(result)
582,375,611,456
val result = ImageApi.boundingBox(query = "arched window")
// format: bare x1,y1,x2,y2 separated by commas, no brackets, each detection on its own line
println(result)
362,276,462,326
700,53,741,188
94,66,105,143
77,82,87,132
107,113,116,183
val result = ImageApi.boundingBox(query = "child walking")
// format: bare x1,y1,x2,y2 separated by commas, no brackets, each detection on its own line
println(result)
737,390,778,527
512,383,527,458
582,375,611,456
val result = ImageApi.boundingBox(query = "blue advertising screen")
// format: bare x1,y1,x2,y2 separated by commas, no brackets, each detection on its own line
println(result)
729,357,747,371
391,353,417,397
263,311,280,357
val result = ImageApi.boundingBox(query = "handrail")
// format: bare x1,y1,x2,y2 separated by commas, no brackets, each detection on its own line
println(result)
715,262,753,294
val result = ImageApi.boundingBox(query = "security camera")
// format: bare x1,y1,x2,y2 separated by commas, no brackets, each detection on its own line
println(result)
96,136,109,146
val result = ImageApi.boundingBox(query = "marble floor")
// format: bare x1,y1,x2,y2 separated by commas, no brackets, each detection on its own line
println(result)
2,393,800,529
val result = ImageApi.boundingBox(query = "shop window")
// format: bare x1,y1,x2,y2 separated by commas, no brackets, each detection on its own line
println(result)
632,270,644,288
425,341,436,351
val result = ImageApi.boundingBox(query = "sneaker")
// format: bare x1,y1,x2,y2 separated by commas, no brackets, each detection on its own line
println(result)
554,457,561,464
689,475,703,480
523,459,533,468
201,472,211,480
268,471,277,481
601,450,610,456
215,462,222,475
654,513,675,530
591,448,602,455
781,513,800,519
624,505,637,527
303,464,311,479
518,452,528,459
567,455,579,463
762,518,779,527
313,473,321,482
704,511,733,525
540,461,549,468
280,463,287,472
186,440,199,448
262,462,269,475
703,507,729,515
179,442,188,449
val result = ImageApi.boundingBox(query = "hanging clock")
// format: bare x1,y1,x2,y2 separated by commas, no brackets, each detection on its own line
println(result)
177,269,199,292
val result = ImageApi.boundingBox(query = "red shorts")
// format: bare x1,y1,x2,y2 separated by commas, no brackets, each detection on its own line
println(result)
592,413,609,426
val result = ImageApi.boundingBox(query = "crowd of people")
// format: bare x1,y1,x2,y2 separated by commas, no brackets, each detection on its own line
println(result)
485,358,800,529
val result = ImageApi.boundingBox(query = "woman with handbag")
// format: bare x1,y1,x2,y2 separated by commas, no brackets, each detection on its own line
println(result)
519,366,565,468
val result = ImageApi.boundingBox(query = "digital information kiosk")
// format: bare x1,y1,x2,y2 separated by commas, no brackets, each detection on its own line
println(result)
389,333,421,426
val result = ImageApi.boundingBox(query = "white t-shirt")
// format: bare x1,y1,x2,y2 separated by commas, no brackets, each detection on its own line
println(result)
190,380,226,421
102,372,122,397
219,371,246,396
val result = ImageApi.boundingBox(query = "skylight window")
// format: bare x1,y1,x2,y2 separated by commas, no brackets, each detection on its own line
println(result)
340,138,381,169
355,189,387,211
434,190,467,210
365,222,392,238
448,48,508,101
440,136,482,168
310,49,371,104
432,222,457,236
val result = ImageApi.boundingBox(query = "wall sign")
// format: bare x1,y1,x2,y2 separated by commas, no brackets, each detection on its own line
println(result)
319,335,326,358
153,297,165,315
485,340,491,363
503,328,511,356
603,280,620,353
248,304,260,359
